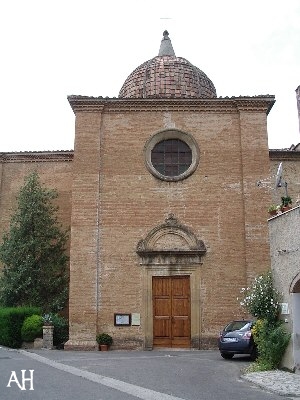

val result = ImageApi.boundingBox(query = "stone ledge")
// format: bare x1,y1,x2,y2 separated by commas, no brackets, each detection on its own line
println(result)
64,340,97,351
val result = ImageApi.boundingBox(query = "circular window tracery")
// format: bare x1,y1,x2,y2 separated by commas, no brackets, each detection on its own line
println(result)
151,139,192,177
144,130,200,181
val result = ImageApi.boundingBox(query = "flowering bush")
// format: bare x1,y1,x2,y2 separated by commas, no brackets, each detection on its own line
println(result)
240,271,290,371
239,271,280,324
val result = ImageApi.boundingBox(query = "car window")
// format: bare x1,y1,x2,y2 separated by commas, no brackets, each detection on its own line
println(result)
224,321,252,332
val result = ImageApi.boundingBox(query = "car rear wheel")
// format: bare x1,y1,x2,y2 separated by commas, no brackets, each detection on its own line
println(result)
220,352,234,359
250,346,258,361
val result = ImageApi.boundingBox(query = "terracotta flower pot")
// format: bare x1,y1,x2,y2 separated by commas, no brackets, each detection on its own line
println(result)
99,344,109,351
268,210,277,216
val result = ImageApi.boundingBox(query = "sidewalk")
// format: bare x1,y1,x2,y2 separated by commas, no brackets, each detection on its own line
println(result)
241,370,300,397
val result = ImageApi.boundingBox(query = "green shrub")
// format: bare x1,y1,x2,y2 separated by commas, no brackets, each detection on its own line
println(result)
252,319,291,370
240,271,291,371
21,314,43,342
48,313,69,347
96,332,113,346
0,307,41,348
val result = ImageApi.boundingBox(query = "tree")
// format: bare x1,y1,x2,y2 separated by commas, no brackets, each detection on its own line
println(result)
0,172,69,312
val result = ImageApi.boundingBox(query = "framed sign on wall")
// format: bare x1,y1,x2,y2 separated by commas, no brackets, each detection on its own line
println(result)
114,313,131,326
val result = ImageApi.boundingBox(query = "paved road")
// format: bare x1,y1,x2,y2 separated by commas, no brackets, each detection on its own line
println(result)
0,347,295,400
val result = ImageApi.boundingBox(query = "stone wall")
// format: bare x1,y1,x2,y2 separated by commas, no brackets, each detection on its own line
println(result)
268,206,300,371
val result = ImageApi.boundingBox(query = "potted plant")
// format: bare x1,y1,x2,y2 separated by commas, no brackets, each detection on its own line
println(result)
268,204,279,216
281,196,292,212
96,333,113,351
42,313,53,326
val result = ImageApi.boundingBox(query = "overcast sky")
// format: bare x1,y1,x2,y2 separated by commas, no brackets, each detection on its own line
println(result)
0,0,299,152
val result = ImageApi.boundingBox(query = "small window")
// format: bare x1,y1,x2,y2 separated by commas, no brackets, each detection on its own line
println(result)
144,129,200,181
151,139,192,177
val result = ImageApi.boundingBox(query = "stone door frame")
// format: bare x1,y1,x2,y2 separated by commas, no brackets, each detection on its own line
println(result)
136,214,206,350
143,264,201,349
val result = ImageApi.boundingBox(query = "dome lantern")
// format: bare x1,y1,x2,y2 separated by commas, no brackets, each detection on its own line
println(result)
158,30,175,56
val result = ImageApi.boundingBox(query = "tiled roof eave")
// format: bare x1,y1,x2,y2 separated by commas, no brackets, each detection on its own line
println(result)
269,149,300,160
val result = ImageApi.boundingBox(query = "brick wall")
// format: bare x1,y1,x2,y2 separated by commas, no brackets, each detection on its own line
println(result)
65,97,273,349
0,152,72,244
1,96,284,350
269,151,300,208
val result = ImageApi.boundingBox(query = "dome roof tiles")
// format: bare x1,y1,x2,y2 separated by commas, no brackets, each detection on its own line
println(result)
119,31,217,99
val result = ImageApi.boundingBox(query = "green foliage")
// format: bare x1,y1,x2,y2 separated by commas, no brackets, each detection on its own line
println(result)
281,196,292,206
0,307,41,348
239,271,290,371
0,172,69,312
251,319,291,370
47,313,69,347
42,313,53,325
96,333,113,345
21,314,43,342
239,271,280,324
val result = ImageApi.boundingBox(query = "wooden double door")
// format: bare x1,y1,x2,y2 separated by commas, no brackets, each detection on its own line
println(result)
152,276,191,348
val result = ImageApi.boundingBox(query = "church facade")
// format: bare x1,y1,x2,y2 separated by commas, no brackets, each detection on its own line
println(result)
1,32,299,350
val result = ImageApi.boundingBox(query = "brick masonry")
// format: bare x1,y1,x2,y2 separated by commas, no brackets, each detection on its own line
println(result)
1,97,300,350
65,97,273,349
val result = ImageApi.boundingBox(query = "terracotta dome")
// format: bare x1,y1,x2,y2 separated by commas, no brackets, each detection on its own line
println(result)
119,31,217,99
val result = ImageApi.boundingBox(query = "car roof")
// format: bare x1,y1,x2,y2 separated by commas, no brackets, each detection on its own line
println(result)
230,319,253,322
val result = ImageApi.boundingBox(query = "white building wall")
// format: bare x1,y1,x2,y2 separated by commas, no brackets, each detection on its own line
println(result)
268,205,300,371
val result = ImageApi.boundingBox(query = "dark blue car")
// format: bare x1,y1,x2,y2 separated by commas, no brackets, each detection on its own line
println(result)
218,320,257,360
